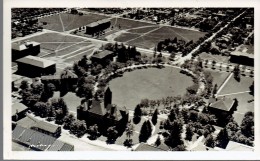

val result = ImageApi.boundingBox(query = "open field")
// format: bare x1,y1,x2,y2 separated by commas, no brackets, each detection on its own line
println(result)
126,26,206,49
109,66,193,110
114,32,140,42
110,18,156,30
217,76,253,95
204,69,230,89
128,26,160,34
200,52,230,63
19,32,87,51
39,13,108,32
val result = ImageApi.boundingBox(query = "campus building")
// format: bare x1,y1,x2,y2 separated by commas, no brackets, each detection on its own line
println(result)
207,97,237,126
12,103,29,121
12,41,40,61
31,121,62,137
77,87,129,134
85,19,111,35
16,55,56,77
12,126,73,151
230,45,254,66
91,50,114,66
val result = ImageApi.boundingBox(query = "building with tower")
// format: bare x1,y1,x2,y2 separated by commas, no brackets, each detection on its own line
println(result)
77,86,129,134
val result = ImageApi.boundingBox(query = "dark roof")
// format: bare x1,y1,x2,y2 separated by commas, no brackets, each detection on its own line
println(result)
91,50,113,59
32,121,60,133
16,55,56,68
12,103,28,116
106,105,123,121
89,100,106,116
209,97,235,111
12,126,56,151
59,143,74,151
230,51,254,59
135,143,167,151
47,140,65,151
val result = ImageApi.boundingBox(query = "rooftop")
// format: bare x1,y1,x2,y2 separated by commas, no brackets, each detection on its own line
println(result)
16,55,56,68
135,143,167,151
225,141,254,151
32,121,60,133
209,97,235,111
12,41,40,51
12,103,28,116
91,50,113,59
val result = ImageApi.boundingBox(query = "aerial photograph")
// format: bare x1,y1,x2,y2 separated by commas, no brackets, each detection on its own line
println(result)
11,8,254,152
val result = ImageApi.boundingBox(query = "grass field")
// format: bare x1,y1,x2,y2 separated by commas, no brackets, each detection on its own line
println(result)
204,69,230,89
40,13,108,32
20,32,87,51
110,18,156,30
217,76,253,95
109,66,193,110
126,26,206,49
128,26,160,34
200,52,230,63
114,32,140,42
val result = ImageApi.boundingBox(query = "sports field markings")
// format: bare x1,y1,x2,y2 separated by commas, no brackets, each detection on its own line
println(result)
64,46,95,60
215,72,233,96
59,14,65,32
217,91,251,97
125,26,163,43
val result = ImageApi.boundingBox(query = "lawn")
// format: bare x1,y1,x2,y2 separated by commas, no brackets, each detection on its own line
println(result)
110,18,156,30
127,26,206,49
204,69,230,89
200,52,230,63
20,32,86,51
114,32,140,42
128,26,160,34
217,76,253,95
39,13,108,31
109,66,193,110
64,47,95,63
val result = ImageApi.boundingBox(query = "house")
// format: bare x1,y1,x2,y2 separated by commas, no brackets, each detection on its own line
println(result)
12,103,29,121
207,97,237,126
12,41,40,61
31,121,61,137
77,87,129,134
12,126,74,151
135,143,168,151
91,50,114,66
16,55,56,77
190,142,217,151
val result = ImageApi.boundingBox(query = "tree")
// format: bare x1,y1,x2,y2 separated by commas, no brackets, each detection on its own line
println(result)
233,65,241,82
88,124,100,140
216,128,229,148
151,109,158,125
213,84,218,96
133,104,142,124
139,120,152,143
240,111,254,137
63,113,75,130
34,102,48,117
124,121,134,147
154,136,161,147
164,119,184,149
41,83,56,102
70,120,87,137
107,126,118,144
249,81,254,96
185,124,194,141
76,83,94,100
20,80,30,90
204,134,215,148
